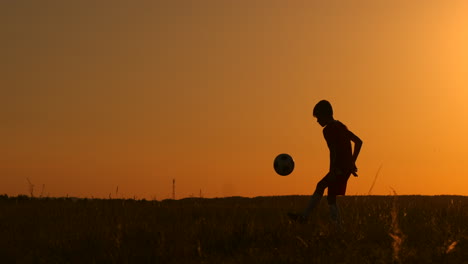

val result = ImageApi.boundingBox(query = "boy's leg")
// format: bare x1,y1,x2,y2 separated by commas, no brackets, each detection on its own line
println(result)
327,195,342,227
302,174,329,217
302,193,321,218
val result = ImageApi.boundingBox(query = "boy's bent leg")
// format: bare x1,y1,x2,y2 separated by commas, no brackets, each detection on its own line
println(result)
302,193,322,218
302,175,329,217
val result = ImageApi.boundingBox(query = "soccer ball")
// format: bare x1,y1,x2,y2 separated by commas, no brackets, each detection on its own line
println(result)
273,153,295,176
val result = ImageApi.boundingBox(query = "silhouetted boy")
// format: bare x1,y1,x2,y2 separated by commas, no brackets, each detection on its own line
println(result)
289,100,362,226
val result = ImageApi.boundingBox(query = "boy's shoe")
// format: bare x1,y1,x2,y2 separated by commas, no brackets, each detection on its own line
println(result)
287,212,306,223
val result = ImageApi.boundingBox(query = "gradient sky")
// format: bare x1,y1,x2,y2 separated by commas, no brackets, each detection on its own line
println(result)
2,1,467,199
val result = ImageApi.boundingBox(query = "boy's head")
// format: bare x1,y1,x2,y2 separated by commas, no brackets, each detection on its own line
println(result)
313,100,333,127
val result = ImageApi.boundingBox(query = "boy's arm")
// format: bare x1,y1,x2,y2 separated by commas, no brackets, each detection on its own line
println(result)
328,144,341,181
348,131,363,175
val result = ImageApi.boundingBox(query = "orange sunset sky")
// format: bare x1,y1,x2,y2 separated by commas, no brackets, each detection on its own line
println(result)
1,1,468,199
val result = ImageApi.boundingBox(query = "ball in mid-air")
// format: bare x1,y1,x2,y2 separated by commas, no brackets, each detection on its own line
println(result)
273,153,295,176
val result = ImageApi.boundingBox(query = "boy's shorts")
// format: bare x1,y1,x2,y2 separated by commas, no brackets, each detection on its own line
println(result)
327,172,352,196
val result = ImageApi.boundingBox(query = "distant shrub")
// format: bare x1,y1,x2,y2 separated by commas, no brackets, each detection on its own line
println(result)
16,194,30,200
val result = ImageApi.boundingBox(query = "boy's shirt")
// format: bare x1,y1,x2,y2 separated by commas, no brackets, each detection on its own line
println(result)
323,120,353,174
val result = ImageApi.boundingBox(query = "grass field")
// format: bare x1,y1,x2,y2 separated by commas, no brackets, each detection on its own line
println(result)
1,195,467,263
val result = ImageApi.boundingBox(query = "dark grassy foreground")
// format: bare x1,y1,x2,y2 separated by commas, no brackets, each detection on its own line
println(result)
1,195,467,263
